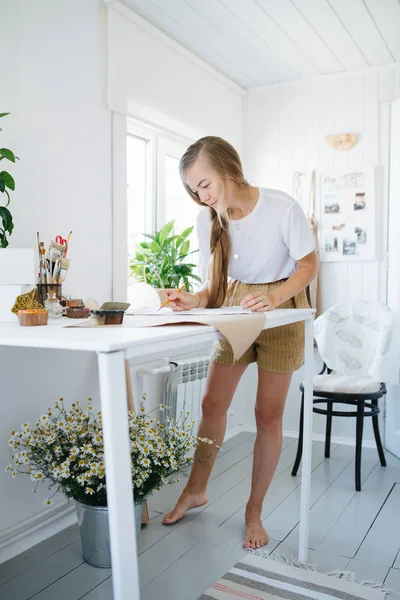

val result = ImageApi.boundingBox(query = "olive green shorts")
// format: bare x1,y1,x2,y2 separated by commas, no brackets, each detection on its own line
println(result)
211,279,310,374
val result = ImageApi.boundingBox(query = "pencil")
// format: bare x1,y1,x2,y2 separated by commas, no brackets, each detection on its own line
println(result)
158,284,185,311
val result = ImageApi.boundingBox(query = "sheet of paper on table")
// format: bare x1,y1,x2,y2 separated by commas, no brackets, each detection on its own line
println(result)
126,306,253,316
66,306,265,361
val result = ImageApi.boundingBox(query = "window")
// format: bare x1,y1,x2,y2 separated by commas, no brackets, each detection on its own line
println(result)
126,134,149,265
123,120,202,299
157,137,201,258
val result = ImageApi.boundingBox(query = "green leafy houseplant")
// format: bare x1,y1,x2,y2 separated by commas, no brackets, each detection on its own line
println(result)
129,220,202,291
0,113,19,248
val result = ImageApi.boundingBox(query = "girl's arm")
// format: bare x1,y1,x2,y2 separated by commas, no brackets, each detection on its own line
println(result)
269,251,318,306
241,251,318,311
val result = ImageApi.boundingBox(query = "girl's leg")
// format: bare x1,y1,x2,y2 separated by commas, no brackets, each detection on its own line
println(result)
243,368,292,549
162,361,248,525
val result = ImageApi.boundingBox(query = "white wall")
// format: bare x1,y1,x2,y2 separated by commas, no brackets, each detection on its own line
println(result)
243,65,400,311
0,0,112,303
107,1,244,148
0,0,245,563
241,65,400,444
0,0,111,563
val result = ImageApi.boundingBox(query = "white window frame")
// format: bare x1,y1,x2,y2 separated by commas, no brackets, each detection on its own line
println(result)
156,136,189,230
127,120,157,236
112,114,193,301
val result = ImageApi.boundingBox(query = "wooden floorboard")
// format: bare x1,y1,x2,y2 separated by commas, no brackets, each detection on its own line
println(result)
318,460,400,558
355,483,400,566
384,568,400,600
0,540,84,600
1,434,400,600
0,523,80,587
282,446,380,550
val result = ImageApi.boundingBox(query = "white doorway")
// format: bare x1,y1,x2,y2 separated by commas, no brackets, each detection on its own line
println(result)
386,97,400,459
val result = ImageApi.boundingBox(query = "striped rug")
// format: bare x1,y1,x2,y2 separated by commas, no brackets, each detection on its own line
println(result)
198,555,385,600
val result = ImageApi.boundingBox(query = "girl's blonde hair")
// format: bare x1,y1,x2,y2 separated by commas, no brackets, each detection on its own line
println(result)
179,136,251,307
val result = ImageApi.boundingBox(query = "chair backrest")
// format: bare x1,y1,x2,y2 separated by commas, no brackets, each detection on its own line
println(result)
314,301,399,385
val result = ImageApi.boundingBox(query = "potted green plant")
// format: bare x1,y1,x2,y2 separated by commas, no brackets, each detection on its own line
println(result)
129,220,202,291
0,112,36,322
7,396,217,568
0,113,18,248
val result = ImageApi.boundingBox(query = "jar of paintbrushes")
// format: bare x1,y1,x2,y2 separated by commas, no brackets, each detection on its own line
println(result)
36,232,72,307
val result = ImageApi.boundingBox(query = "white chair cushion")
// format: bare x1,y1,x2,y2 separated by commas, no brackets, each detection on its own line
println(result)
312,374,381,394
313,301,399,385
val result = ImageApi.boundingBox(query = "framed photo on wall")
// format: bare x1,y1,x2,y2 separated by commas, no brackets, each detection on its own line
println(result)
319,169,376,262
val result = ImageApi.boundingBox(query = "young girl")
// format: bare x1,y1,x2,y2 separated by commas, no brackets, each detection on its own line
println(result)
160,136,317,549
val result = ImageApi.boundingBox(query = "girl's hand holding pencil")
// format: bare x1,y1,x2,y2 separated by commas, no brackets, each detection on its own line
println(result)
158,285,201,312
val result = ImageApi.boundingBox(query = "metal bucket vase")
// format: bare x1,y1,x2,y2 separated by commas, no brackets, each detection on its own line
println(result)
75,501,143,568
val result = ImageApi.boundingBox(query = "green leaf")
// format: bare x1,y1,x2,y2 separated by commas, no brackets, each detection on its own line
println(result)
158,220,175,246
176,226,193,246
150,241,160,253
1,189,10,206
0,171,15,191
0,149,17,163
0,178,4,193
179,240,190,257
140,242,150,249
143,233,157,242
0,207,13,234
0,113,10,119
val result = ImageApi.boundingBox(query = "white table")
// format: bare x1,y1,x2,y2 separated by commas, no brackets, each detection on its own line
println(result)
0,308,315,599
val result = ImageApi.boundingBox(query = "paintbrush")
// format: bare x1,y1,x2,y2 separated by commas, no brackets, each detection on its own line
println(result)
37,232,41,265
158,284,185,311
62,231,73,257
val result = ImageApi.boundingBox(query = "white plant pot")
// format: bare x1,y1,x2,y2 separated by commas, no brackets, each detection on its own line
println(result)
0,248,36,322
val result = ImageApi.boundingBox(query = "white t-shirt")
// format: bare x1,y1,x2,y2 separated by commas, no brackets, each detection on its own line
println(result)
196,187,315,284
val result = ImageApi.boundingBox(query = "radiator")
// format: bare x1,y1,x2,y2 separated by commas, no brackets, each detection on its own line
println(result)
164,355,210,436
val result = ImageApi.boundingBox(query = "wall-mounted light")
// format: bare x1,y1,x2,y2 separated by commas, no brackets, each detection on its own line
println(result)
325,133,357,151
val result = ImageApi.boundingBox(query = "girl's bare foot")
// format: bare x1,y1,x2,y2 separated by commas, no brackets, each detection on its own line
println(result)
243,506,269,549
162,490,208,525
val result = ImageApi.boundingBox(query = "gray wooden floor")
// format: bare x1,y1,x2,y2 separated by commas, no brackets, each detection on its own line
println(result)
1,433,400,600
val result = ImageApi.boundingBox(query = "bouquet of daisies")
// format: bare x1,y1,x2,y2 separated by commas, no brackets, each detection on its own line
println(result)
6,397,217,507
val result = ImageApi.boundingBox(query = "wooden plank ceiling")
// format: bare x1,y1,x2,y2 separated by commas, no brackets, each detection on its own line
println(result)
122,0,399,89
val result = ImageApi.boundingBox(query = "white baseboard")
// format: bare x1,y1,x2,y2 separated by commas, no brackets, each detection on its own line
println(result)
227,424,379,450
0,500,77,564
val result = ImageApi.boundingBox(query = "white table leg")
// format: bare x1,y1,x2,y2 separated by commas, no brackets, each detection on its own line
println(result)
298,317,314,562
98,351,140,600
